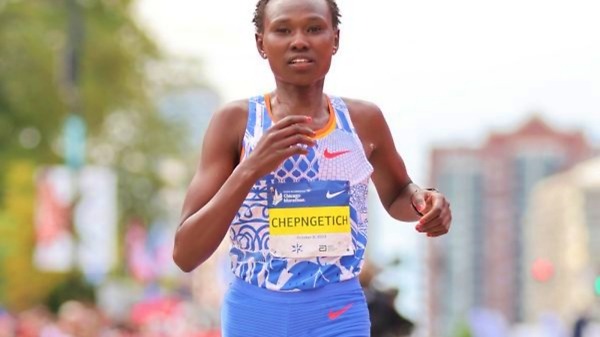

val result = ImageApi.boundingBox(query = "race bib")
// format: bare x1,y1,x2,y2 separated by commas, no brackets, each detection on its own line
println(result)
267,180,354,258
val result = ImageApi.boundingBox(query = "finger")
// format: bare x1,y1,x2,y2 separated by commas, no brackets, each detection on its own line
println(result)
418,206,442,227
416,217,443,233
280,143,311,157
417,204,452,233
420,212,452,234
277,134,316,149
418,196,446,224
272,115,312,130
426,229,449,237
268,122,316,141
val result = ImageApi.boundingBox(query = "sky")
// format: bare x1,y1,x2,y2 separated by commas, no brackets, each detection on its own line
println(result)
133,0,600,321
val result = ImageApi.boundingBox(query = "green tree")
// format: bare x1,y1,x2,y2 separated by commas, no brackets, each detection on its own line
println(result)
0,0,200,310
0,0,196,223
0,161,65,311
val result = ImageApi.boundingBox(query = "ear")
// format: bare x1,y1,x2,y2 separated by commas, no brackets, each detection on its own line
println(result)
255,33,267,59
332,29,340,55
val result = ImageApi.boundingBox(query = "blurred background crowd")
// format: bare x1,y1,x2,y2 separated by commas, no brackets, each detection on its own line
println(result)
1,0,599,336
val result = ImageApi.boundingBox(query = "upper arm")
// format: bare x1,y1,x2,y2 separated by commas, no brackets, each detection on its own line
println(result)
346,99,413,211
179,100,248,223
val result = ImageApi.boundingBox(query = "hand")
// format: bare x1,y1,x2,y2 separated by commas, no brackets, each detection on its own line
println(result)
245,115,316,177
411,189,452,237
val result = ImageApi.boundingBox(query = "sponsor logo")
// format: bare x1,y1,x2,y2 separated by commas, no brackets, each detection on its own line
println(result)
272,189,283,206
324,149,350,159
326,190,345,199
328,303,353,320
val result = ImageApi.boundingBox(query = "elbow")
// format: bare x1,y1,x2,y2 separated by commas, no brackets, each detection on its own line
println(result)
172,247,197,273
172,231,199,273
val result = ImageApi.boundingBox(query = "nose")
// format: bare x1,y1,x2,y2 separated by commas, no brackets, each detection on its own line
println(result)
290,31,309,51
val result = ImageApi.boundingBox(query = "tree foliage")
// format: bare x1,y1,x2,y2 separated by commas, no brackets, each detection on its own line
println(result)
0,161,66,312
0,0,199,310
0,0,192,221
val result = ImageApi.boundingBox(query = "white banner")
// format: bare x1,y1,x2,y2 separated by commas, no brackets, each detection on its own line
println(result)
34,166,118,282
34,167,76,272
74,166,118,283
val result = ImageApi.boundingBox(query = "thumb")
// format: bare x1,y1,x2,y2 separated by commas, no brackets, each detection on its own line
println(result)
411,190,427,214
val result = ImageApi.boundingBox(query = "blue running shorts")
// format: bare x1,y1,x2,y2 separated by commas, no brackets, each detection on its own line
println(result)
221,277,371,337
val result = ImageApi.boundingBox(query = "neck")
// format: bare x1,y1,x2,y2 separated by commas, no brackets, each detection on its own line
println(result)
270,81,327,119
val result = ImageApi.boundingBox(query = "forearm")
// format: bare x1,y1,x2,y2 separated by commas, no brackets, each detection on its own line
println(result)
173,163,259,272
388,182,422,222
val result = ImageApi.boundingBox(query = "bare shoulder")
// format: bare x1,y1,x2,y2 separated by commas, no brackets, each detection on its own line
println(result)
340,97,385,123
338,97,389,153
205,99,249,153
212,99,248,125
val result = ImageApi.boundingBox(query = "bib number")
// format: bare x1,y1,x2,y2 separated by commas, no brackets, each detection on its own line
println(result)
267,180,354,258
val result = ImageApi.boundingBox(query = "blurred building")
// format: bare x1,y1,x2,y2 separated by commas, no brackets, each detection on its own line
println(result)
524,157,600,324
426,116,595,336
426,148,484,337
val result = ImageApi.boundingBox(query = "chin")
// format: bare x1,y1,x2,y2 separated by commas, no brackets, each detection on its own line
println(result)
274,73,328,87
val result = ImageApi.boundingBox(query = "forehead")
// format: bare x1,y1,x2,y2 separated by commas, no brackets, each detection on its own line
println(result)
265,0,331,24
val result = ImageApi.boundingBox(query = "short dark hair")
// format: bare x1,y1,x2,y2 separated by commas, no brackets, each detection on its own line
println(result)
252,0,341,33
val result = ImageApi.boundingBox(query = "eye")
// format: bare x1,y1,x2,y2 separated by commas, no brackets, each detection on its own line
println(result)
275,27,291,34
307,26,323,33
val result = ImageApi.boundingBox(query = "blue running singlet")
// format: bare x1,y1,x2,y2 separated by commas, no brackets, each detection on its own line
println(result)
228,94,373,292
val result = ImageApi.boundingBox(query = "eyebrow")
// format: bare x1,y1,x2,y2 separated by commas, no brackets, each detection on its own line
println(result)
269,15,328,25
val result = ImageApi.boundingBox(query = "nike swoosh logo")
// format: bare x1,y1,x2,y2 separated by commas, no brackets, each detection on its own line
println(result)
324,149,350,159
328,303,353,320
326,190,345,199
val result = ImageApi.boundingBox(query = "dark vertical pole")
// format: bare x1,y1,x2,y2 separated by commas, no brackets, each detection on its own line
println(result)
64,0,86,170
65,0,83,111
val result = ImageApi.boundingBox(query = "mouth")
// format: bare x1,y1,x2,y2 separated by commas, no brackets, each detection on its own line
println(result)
288,57,314,65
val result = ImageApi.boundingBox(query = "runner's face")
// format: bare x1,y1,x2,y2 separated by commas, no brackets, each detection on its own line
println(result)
257,0,339,86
